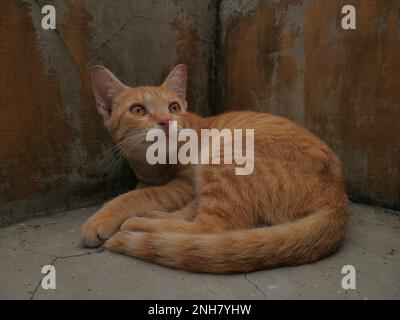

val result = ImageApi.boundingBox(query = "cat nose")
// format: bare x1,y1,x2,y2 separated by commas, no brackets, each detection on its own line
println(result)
157,121,169,133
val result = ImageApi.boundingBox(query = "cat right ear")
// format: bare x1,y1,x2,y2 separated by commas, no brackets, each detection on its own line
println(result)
90,65,126,122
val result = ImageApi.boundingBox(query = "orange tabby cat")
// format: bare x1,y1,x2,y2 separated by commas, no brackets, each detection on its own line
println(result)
80,64,348,273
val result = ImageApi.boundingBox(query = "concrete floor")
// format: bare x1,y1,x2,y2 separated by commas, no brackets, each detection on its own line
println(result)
0,203,399,300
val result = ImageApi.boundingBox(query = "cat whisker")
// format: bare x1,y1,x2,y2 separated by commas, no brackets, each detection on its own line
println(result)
103,133,148,177
99,138,135,168
100,135,140,174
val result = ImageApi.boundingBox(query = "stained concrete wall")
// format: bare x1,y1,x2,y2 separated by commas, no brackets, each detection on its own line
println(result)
1,0,398,226
218,0,400,209
0,0,216,226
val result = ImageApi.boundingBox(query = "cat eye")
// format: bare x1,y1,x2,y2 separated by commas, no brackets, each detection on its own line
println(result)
129,105,146,116
169,103,181,114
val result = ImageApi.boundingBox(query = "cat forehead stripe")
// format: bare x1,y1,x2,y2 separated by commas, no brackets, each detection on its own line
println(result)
143,92,153,101
160,92,168,100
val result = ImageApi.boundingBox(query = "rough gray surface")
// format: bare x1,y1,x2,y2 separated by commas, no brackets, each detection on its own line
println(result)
0,203,399,300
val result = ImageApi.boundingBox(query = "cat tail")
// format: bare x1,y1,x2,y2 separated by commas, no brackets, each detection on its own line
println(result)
105,206,347,273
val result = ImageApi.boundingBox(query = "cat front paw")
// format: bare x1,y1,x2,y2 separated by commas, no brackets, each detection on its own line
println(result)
80,211,122,248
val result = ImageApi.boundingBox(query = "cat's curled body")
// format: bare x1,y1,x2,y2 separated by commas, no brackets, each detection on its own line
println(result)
81,64,348,273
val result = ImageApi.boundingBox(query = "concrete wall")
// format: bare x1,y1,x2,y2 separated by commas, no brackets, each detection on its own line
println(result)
0,0,216,226
1,0,398,226
218,0,400,209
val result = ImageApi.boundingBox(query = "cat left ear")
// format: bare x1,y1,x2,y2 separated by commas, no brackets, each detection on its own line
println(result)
162,64,187,100
90,65,127,123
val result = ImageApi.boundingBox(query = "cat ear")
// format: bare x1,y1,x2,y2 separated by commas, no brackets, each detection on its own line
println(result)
90,65,127,122
162,64,187,99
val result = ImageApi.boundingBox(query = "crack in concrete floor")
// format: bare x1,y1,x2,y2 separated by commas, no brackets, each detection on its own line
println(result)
0,203,399,299
244,274,266,300
28,251,100,300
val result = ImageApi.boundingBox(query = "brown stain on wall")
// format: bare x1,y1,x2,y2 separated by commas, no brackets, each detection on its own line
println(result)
304,0,400,207
220,0,400,208
221,0,302,116
171,17,200,113
221,5,277,109
58,0,104,160
0,0,74,202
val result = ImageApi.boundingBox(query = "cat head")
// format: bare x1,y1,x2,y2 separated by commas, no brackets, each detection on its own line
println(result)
90,64,188,149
